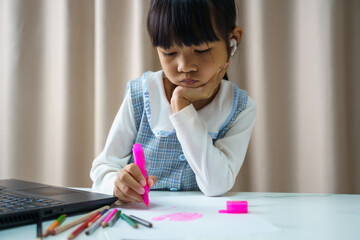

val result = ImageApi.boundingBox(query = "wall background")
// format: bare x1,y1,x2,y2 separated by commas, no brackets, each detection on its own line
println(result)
0,0,359,193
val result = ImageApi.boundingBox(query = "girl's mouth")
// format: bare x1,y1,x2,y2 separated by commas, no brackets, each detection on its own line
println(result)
180,79,199,86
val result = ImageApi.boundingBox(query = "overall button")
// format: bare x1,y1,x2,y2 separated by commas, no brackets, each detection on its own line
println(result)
170,188,178,191
179,154,186,161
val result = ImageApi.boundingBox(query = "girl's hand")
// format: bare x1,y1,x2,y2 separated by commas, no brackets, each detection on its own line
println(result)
170,61,230,112
113,163,157,203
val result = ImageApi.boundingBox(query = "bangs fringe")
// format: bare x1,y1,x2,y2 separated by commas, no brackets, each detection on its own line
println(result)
147,0,220,49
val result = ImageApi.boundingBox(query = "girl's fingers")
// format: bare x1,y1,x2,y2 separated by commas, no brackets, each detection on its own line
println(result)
216,60,231,81
114,176,143,203
114,171,157,203
123,163,147,191
147,175,158,188
115,165,146,200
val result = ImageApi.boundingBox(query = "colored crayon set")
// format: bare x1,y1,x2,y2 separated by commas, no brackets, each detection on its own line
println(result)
37,205,153,240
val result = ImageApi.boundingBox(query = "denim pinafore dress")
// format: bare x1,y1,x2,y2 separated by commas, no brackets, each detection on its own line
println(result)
127,71,247,191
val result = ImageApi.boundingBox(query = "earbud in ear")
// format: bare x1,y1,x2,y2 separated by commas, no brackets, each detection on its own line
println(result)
230,39,237,57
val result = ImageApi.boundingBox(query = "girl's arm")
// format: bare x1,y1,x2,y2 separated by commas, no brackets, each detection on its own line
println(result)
169,97,256,196
90,90,138,195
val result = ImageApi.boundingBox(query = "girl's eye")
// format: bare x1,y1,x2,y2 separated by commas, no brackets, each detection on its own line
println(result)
162,51,177,56
195,48,211,54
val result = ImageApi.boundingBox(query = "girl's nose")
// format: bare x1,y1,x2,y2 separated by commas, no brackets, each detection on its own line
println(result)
177,54,197,73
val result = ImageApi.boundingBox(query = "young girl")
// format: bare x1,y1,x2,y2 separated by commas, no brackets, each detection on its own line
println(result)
90,0,256,203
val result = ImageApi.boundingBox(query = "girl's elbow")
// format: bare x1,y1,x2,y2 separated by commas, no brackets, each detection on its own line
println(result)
198,184,229,197
197,174,235,197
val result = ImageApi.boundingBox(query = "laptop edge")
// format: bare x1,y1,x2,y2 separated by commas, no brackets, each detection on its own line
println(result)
0,179,117,230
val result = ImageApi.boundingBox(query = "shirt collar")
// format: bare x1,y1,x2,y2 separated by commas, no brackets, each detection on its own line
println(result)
144,70,235,138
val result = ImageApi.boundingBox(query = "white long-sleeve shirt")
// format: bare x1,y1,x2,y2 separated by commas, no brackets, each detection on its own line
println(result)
90,70,256,196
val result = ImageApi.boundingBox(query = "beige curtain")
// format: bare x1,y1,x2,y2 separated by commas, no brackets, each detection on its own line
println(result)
0,0,359,193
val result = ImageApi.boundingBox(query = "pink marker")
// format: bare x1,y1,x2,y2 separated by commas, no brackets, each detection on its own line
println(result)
133,143,150,207
218,201,248,214
102,208,118,227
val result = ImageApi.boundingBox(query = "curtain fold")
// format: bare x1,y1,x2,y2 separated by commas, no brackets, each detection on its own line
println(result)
0,0,359,193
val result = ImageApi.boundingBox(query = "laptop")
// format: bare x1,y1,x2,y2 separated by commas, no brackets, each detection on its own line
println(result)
0,179,117,230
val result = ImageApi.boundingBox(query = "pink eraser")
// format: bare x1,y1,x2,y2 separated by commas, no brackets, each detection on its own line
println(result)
218,201,248,214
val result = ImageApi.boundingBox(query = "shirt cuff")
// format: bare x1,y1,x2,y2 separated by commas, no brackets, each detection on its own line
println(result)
92,171,117,195
169,104,196,127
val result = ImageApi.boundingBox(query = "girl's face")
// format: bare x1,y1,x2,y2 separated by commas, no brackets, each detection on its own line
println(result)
157,39,228,88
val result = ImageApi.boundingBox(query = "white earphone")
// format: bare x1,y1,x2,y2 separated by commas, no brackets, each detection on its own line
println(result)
230,38,237,57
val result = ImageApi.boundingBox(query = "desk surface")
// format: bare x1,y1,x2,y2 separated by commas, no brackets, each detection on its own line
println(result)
0,191,359,240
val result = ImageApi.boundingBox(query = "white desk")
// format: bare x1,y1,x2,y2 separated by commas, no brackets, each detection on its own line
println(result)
0,191,359,240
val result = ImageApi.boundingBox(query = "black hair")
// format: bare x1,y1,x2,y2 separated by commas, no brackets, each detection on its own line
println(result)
147,0,236,54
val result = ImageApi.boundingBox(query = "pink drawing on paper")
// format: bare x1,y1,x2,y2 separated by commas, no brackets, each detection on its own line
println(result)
152,212,203,222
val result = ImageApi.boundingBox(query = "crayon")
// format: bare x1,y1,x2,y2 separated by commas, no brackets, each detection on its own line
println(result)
88,209,108,227
102,208,118,228
85,210,111,235
51,205,110,236
43,214,66,237
121,213,138,229
107,211,121,227
67,211,101,239
129,214,153,228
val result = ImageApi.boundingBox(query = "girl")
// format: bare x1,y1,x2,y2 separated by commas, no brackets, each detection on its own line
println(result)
90,0,256,203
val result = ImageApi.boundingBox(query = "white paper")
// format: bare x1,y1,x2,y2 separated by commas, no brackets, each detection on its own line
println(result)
99,194,281,240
